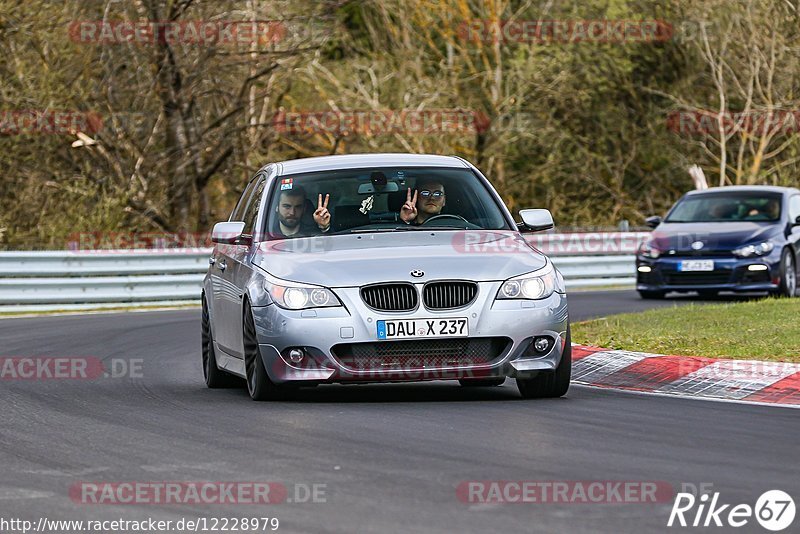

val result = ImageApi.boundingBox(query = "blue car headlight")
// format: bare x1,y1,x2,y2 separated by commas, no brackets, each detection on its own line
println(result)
732,241,775,258
638,240,661,259
497,261,564,300
263,276,341,310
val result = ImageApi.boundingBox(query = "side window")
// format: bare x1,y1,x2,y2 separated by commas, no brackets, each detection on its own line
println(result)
242,177,267,236
230,178,258,222
789,196,800,222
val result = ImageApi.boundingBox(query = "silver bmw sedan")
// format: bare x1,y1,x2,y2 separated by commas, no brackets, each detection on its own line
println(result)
202,153,570,400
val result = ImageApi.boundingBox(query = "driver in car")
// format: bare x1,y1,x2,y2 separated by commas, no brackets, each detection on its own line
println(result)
400,181,446,225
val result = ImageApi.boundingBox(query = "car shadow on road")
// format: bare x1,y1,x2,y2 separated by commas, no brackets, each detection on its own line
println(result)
209,381,575,404
663,291,768,303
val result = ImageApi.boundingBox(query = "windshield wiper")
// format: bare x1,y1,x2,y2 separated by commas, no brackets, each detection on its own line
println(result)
347,227,415,233
404,226,469,231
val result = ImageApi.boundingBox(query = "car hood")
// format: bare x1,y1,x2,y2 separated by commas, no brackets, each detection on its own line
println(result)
652,222,779,251
252,230,547,287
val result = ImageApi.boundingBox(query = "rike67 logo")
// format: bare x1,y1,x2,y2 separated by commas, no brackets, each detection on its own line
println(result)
668,489,795,531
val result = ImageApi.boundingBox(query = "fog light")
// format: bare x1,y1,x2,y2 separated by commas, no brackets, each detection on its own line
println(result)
288,348,305,363
533,337,551,353
747,264,769,271
637,265,652,273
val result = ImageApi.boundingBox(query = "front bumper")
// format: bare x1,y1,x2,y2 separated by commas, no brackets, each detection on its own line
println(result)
251,281,569,384
636,253,781,293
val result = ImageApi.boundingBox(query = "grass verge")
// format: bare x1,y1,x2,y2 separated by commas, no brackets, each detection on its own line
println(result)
572,297,800,362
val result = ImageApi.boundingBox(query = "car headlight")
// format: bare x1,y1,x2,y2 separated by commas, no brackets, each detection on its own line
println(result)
732,241,775,258
638,240,661,259
496,261,564,300
264,278,341,310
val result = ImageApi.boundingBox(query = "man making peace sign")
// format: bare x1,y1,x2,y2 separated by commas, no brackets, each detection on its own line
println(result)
400,180,446,225
274,187,332,238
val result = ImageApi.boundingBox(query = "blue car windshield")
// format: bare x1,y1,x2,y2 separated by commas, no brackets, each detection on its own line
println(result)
666,193,782,223
263,167,511,239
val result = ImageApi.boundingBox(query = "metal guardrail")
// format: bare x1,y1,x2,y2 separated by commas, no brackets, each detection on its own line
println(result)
0,233,647,311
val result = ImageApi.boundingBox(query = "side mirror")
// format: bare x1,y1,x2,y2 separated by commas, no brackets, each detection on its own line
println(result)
794,215,800,226
211,221,249,245
645,216,662,229
518,209,554,232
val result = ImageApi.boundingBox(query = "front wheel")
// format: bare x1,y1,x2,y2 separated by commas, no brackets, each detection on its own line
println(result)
772,249,797,298
201,297,241,388
516,326,572,399
243,304,294,401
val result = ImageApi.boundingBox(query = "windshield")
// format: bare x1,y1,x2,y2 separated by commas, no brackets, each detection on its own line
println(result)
665,193,782,223
263,167,511,239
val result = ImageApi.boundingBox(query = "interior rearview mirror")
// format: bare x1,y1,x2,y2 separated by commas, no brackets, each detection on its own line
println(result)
518,209,554,232
358,182,400,194
211,221,248,245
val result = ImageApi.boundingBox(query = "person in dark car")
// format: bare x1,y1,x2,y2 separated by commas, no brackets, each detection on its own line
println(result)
745,198,781,221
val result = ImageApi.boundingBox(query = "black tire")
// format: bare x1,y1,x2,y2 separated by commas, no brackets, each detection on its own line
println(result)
458,377,505,387
243,303,294,401
772,249,798,298
638,290,666,300
201,297,242,388
516,326,572,399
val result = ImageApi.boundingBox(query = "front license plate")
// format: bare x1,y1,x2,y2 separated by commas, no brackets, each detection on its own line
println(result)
377,318,468,340
678,260,714,272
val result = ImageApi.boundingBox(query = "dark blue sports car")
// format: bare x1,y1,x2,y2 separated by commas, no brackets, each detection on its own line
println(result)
637,186,800,299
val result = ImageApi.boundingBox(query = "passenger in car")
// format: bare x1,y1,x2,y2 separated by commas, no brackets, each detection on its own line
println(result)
273,187,332,238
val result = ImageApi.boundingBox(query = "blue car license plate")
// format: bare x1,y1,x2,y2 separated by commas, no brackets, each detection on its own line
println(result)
678,260,714,272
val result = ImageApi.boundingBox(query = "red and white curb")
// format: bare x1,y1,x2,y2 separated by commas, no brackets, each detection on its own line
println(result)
572,345,800,408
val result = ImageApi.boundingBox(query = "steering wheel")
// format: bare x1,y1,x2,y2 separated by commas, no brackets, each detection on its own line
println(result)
421,214,470,226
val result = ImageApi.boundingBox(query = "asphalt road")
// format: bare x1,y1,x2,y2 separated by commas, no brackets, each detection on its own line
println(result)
1,291,797,533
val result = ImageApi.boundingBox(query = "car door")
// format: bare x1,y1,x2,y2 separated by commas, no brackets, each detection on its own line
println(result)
217,174,268,358
211,175,263,356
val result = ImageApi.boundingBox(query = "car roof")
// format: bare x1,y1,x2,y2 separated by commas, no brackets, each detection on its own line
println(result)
273,153,469,176
685,185,799,197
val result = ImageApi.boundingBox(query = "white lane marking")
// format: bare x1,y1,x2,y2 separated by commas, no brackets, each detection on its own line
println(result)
0,488,54,500
573,383,800,410
141,462,230,473
571,350,652,383
20,467,110,477
657,360,800,400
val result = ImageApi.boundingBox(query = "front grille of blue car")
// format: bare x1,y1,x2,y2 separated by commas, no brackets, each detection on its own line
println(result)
663,271,732,285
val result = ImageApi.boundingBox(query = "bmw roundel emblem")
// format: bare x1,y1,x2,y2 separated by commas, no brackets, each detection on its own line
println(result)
691,241,705,250
410,269,425,278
